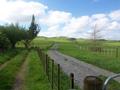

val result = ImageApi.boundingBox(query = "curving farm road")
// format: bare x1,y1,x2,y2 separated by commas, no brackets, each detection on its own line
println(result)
48,44,120,89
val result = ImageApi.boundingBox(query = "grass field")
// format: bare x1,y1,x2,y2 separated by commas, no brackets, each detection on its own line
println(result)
32,37,120,73
58,41,120,73
31,37,54,50
0,37,120,90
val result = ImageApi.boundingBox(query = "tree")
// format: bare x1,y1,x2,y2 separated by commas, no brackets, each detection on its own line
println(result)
23,15,40,48
3,24,26,48
90,24,103,52
0,29,10,51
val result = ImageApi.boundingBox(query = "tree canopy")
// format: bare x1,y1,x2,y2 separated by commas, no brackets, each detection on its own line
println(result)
0,15,40,50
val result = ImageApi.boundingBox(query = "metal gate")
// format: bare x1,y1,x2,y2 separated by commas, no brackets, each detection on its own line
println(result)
102,73,120,90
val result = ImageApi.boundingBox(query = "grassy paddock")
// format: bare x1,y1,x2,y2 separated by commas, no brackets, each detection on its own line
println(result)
32,37,120,73
58,41,120,73
31,37,54,50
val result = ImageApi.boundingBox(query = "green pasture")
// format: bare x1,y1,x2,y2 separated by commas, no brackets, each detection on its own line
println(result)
58,41,120,73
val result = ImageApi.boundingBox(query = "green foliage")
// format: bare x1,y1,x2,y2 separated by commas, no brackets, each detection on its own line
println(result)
23,15,40,48
3,24,26,48
0,15,40,49
0,31,10,50
29,15,40,39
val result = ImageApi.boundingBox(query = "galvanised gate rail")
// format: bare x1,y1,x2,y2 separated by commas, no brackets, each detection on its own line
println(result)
102,73,120,90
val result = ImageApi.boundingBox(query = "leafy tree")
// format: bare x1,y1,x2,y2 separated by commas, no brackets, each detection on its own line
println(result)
23,15,40,48
0,29,10,51
3,24,26,48
0,15,40,49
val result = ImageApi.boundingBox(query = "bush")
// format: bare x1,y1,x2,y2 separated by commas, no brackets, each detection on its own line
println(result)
0,31,10,51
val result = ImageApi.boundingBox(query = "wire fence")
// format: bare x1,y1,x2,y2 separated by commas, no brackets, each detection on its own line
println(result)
78,45,120,58
37,48,80,90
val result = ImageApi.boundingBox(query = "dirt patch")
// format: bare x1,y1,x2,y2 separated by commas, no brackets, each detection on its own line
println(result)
12,59,28,90
0,60,11,71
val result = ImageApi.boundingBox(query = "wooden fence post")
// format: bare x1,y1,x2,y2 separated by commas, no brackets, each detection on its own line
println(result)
70,73,74,89
84,76,103,90
52,60,54,90
47,56,50,80
116,47,119,58
58,64,60,90
46,54,48,76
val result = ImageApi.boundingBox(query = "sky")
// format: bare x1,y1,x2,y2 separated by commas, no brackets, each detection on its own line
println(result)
0,0,120,40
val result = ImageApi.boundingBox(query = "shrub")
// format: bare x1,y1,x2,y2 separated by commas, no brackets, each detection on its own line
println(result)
0,31,10,51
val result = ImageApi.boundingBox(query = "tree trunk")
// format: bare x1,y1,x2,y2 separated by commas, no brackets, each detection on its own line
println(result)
24,40,30,49
24,43,28,48
12,43,15,49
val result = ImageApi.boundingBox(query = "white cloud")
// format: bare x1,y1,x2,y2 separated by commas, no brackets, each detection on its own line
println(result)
0,0,47,23
107,21,120,30
63,16,90,35
91,16,110,30
109,10,120,21
0,0,120,40
39,9,120,39
40,10,72,27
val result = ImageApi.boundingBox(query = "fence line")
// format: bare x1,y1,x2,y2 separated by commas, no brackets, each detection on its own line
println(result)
36,48,79,90
36,47,112,90
78,45,120,58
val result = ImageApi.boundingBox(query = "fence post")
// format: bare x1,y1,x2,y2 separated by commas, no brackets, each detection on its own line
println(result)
58,64,60,90
84,76,103,90
45,54,47,74
116,47,119,58
47,56,50,80
52,60,54,90
45,54,48,75
70,73,74,89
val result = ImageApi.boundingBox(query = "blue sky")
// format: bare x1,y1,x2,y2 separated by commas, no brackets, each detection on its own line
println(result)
0,0,120,40
38,0,120,16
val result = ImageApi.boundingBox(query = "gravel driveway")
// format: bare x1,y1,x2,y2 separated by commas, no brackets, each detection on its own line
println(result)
48,50,120,89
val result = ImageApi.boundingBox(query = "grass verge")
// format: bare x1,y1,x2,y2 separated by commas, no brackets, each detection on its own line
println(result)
24,50,52,90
